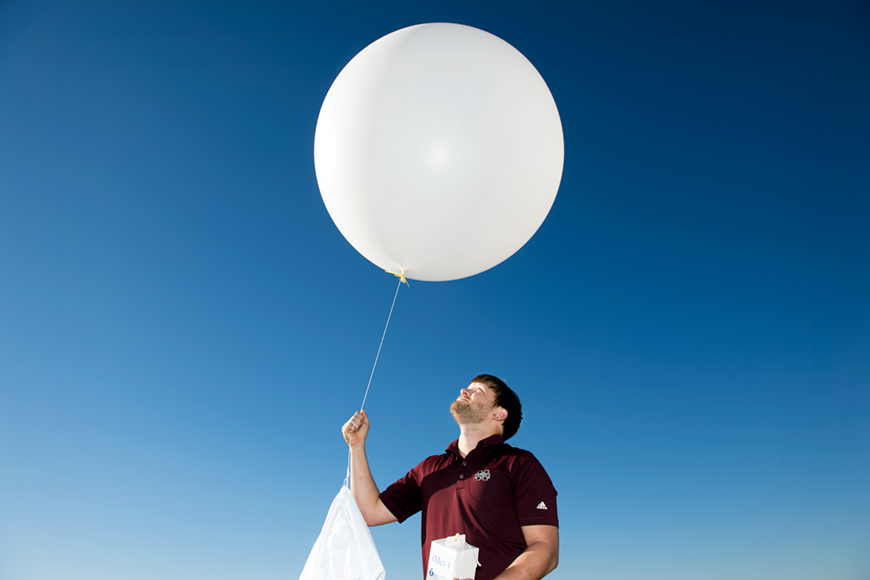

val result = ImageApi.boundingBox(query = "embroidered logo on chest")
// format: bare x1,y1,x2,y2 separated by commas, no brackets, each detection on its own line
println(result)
473,469,491,481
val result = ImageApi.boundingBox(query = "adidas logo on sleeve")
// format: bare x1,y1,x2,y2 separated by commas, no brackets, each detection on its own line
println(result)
536,501,548,510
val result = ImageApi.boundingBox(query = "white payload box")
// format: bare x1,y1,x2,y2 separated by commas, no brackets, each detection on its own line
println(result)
427,534,480,580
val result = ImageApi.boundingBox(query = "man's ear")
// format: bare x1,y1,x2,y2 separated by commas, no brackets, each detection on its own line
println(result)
492,407,508,422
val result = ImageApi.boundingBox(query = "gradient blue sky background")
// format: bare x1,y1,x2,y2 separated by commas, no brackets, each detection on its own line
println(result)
1,1,868,579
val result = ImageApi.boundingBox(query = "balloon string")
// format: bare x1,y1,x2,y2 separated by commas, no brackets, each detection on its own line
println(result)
360,274,404,411
348,274,404,488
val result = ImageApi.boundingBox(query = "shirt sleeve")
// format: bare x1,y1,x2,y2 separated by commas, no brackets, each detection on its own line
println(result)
512,452,559,527
379,462,424,524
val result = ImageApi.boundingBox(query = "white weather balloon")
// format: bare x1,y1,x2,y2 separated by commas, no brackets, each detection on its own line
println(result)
314,23,564,282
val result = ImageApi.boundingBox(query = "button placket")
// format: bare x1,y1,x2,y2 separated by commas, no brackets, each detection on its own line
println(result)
458,458,471,485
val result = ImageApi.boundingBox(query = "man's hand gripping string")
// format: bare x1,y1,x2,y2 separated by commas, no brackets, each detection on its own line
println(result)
342,410,370,448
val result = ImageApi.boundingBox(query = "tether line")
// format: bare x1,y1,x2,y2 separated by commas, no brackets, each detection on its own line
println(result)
347,275,404,487
360,276,404,411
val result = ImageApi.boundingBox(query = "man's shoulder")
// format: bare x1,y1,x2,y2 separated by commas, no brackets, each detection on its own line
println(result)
497,442,539,460
412,449,455,473
494,443,552,473
498,443,558,496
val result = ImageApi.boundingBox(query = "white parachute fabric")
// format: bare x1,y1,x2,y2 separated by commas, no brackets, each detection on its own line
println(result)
299,484,386,580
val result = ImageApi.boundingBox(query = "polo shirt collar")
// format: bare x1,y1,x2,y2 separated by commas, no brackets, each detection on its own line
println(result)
446,434,505,458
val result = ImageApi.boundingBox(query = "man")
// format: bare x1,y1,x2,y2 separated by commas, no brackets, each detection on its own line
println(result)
342,374,559,580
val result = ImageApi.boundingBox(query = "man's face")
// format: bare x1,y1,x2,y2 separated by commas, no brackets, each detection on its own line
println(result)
450,382,497,425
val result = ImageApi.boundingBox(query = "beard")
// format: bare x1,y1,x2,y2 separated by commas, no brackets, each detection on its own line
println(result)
450,399,490,425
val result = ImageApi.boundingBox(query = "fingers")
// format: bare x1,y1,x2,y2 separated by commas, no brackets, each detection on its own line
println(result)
342,410,369,445
347,411,366,433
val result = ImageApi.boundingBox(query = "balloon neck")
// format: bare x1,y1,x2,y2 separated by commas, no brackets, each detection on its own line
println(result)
385,268,410,286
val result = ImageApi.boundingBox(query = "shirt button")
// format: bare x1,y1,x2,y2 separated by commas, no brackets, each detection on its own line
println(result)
459,474,464,479
462,462,466,466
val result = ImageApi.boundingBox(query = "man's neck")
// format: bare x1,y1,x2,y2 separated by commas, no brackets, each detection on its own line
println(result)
457,424,501,458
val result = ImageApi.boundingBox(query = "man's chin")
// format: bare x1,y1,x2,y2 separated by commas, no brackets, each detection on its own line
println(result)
451,401,486,425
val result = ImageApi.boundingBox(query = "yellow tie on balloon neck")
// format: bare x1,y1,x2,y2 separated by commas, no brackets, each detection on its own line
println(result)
385,268,410,287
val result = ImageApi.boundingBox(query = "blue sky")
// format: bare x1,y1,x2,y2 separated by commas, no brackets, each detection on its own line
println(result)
1,0,868,579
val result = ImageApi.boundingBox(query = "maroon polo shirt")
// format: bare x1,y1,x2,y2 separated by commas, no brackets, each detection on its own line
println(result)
379,435,558,580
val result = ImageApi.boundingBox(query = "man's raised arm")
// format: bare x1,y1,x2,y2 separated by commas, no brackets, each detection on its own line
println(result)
341,410,398,526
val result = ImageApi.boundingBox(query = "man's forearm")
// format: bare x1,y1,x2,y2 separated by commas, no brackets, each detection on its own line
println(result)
492,539,558,580
348,443,383,524
342,410,397,527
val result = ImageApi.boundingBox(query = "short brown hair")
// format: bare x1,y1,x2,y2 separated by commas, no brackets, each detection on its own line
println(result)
472,374,522,440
